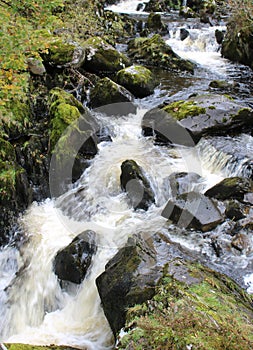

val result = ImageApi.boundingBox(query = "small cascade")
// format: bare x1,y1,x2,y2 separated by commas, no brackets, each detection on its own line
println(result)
182,0,187,7
105,0,150,14
197,134,253,179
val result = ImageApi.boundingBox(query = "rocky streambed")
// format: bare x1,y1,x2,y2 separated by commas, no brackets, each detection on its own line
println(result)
0,0,253,349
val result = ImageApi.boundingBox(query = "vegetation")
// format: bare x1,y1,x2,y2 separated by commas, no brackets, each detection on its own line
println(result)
117,260,253,350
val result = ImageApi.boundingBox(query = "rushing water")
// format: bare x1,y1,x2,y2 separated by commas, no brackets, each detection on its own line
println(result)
1,1,253,349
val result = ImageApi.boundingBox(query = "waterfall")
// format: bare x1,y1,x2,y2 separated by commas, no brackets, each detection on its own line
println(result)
182,0,187,7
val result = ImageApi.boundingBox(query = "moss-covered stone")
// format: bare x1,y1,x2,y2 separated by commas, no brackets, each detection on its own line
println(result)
89,77,134,108
116,65,156,98
163,100,206,120
49,88,84,149
43,40,75,66
117,259,253,349
83,36,130,74
127,34,195,73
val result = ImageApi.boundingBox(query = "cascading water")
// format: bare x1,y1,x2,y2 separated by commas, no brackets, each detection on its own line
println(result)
1,1,253,349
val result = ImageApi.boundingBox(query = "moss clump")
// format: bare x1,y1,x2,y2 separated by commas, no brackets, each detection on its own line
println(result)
44,40,75,66
116,65,156,98
163,100,206,120
118,259,253,350
49,88,83,150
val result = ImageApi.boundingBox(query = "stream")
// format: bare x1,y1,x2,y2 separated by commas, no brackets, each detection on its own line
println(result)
0,1,253,349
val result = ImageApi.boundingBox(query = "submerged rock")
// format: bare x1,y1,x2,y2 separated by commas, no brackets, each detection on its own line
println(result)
83,36,130,75
162,191,224,232
54,230,97,284
127,34,195,73
116,65,156,98
205,177,253,202
120,160,155,210
89,77,134,108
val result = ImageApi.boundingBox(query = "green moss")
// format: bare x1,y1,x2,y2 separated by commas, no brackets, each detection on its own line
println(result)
118,260,253,350
49,88,82,149
163,100,206,120
46,40,75,65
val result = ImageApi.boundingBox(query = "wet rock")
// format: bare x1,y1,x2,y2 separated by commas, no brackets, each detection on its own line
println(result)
144,0,181,12
89,77,134,108
83,36,130,75
120,160,155,210
146,13,167,34
96,234,160,337
215,29,225,45
224,200,246,221
127,34,195,73
164,172,203,198
54,230,97,284
231,233,252,254
205,177,253,202
162,191,224,232
180,28,190,41
221,17,253,70
97,233,253,345
142,107,196,147
162,94,253,142
116,65,157,98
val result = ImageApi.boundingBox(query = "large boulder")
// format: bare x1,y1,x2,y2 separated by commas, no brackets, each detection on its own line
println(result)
116,65,157,98
96,233,253,345
164,171,203,198
116,255,253,349
146,12,167,34
162,191,224,232
141,107,196,146
127,34,195,73
162,94,253,142
89,77,134,108
205,177,253,202
221,16,253,70
96,234,161,337
120,160,155,210
83,36,130,75
54,230,97,284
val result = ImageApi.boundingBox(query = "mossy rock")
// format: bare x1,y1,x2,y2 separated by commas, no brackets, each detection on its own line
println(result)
43,40,76,66
144,0,181,12
162,94,253,142
49,88,85,150
83,36,130,74
116,65,157,98
163,100,206,120
127,34,195,73
117,259,253,349
89,77,134,109
146,12,167,34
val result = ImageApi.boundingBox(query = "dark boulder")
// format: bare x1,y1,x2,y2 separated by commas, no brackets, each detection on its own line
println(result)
162,94,253,142
83,36,130,75
141,107,196,146
162,191,224,232
120,160,155,210
221,17,253,70
54,230,97,284
127,34,195,73
225,199,246,221
205,177,253,202
96,234,160,337
215,29,225,45
89,77,134,108
146,13,167,34
180,28,190,41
